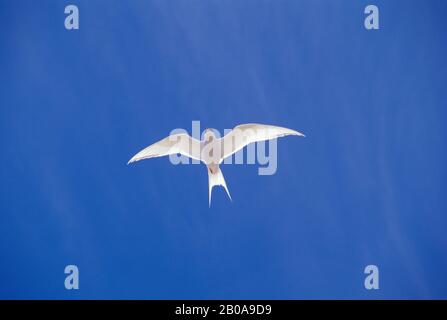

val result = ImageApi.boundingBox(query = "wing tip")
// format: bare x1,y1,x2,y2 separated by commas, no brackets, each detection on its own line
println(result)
291,130,305,137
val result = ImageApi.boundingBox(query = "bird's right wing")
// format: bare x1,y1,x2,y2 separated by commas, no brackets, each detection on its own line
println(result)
219,123,304,161
128,133,201,164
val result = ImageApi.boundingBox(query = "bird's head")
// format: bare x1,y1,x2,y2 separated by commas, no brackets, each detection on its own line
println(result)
203,128,217,142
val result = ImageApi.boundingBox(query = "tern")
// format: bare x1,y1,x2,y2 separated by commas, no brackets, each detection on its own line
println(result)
128,123,305,206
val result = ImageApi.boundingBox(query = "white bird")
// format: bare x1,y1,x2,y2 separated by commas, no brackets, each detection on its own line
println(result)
128,123,305,206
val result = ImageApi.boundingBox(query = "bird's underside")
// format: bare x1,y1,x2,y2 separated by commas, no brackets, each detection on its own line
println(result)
128,123,305,206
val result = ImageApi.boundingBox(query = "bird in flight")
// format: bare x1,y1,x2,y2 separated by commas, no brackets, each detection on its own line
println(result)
128,123,305,206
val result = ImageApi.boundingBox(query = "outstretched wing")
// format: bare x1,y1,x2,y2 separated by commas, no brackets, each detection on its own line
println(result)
219,123,304,161
128,133,201,164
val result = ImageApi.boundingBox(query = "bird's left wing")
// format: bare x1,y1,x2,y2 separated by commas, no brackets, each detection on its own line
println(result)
128,133,201,164
219,123,305,162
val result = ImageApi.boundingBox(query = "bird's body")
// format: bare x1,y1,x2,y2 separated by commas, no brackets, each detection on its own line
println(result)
128,123,305,206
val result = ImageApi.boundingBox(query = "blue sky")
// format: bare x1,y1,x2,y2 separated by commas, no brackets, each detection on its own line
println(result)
0,0,446,299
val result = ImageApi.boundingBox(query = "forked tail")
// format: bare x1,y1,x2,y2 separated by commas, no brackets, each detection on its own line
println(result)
207,165,231,207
